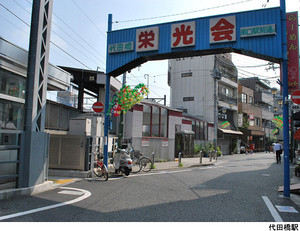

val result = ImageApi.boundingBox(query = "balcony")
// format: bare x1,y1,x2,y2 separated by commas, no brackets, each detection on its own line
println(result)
255,91,273,105
218,92,237,106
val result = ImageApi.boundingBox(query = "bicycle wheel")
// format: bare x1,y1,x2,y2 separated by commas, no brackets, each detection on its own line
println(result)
93,161,103,177
131,156,141,173
102,165,109,181
140,157,152,172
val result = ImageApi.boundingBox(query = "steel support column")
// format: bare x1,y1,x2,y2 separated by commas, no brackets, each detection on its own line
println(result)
280,0,290,197
103,14,113,167
22,0,53,187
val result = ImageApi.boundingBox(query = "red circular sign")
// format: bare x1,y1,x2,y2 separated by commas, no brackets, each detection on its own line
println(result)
92,102,104,113
291,90,300,105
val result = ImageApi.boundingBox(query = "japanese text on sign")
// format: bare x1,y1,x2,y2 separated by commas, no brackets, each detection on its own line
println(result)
210,16,236,43
286,12,299,93
109,42,134,53
171,21,195,48
136,27,159,52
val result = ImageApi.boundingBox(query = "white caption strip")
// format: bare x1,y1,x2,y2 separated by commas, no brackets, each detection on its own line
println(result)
0,187,91,221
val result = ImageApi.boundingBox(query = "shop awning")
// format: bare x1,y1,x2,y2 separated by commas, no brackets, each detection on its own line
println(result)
218,128,243,135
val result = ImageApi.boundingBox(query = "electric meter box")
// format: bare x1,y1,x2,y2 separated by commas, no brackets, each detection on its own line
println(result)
69,118,92,136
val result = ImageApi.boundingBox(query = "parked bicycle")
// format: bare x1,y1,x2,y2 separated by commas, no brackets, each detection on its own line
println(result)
93,153,109,181
129,147,153,173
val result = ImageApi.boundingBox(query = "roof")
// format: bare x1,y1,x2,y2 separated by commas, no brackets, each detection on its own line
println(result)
218,128,243,135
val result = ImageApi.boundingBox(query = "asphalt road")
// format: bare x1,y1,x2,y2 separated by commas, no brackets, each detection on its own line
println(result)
1,153,300,222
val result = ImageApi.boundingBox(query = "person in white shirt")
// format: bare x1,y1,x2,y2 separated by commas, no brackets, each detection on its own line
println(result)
273,142,283,164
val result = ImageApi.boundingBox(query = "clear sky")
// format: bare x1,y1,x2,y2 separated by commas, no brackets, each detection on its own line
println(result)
0,0,299,105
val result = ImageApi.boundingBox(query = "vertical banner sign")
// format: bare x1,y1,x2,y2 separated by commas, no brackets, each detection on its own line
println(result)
286,12,299,93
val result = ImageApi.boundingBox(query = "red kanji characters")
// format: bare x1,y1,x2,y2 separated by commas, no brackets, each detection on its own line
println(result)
210,16,236,43
171,22,195,48
211,18,234,42
172,24,194,47
136,27,159,52
138,30,155,49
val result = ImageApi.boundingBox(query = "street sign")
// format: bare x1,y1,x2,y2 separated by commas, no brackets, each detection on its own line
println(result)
92,102,104,113
291,105,300,111
291,90,300,104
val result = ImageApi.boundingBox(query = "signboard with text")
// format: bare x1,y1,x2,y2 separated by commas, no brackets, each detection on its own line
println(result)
286,12,299,93
107,8,282,77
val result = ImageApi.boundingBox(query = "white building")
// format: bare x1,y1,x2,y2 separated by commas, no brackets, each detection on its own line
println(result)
168,54,242,155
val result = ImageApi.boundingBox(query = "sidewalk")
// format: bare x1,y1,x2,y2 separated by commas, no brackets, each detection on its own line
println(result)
151,156,216,171
0,157,216,200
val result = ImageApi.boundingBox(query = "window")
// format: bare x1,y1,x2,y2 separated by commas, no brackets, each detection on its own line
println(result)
200,121,204,140
181,72,193,77
142,105,151,137
192,120,207,140
0,99,24,130
249,96,253,104
241,93,247,103
142,105,167,138
161,108,168,137
255,117,260,126
0,69,26,100
204,122,207,140
183,97,194,101
152,107,160,137
223,87,229,96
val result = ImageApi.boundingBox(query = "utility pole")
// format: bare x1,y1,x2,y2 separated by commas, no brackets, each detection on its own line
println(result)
280,0,290,198
212,60,222,160
118,72,126,148
145,74,149,99
103,14,113,167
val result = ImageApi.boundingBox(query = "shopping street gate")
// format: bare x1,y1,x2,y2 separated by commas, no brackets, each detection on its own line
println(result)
104,3,291,197
106,7,282,77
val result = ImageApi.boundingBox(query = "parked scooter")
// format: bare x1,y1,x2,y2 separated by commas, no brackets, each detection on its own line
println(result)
113,148,133,176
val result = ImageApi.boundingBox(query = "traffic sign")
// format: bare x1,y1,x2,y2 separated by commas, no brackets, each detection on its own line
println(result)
92,102,104,113
291,105,300,111
291,90,300,104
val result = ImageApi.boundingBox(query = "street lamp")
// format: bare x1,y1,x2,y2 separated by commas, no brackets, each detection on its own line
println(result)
271,87,278,95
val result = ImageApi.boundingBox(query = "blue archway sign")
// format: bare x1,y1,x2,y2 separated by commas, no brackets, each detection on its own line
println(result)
104,2,290,197
107,7,282,77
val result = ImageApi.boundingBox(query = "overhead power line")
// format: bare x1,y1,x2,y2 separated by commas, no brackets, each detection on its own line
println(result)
0,3,30,27
50,41,93,70
1,1,98,71
71,0,106,39
115,0,252,23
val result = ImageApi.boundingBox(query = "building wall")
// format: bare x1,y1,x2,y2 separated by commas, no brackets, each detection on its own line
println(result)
169,56,215,122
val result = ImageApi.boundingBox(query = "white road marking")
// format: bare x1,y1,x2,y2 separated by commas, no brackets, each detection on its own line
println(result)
58,190,83,195
262,196,283,222
108,169,193,180
0,187,91,221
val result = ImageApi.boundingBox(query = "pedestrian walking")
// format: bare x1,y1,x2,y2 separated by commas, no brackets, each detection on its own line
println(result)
273,141,283,164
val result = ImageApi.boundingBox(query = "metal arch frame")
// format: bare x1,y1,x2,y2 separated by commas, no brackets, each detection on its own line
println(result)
105,1,291,197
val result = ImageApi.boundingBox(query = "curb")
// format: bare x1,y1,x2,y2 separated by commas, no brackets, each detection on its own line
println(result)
0,181,54,201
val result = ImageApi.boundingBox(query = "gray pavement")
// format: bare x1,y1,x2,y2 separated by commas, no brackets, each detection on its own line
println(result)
1,153,300,208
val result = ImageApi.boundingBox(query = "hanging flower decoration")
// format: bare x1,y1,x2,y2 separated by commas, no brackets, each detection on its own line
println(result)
107,83,149,116
221,121,230,128
273,116,283,129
